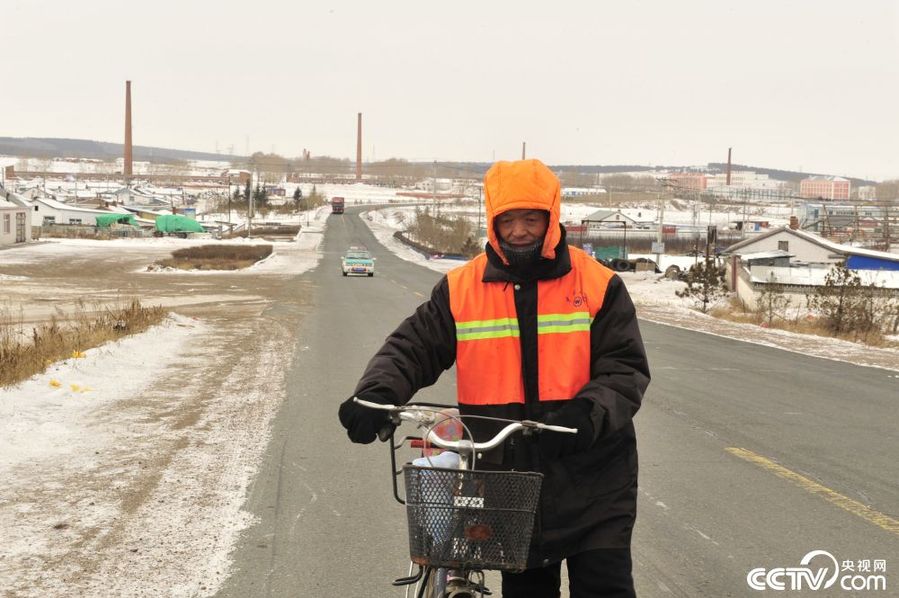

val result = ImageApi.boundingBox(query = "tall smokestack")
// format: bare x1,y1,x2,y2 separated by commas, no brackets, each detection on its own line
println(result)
522,141,526,160
124,81,133,182
356,112,362,181
725,147,732,186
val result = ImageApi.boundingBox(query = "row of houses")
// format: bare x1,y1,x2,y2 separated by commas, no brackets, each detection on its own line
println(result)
0,186,213,246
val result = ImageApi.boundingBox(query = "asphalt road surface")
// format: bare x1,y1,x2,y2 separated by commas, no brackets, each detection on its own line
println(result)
217,209,897,597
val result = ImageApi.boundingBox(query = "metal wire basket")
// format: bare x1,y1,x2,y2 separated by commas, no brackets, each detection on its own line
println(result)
403,465,543,572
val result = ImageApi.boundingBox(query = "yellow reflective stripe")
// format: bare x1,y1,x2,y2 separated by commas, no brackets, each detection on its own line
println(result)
456,317,518,330
537,312,592,334
456,317,520,341
457,328,521,341
538,312,591,323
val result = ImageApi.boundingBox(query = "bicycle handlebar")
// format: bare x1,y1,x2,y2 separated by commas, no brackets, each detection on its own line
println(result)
353,397,577,453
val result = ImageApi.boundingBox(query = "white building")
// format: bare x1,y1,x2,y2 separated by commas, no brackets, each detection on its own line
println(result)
581,209,654,232
18,195,129,226
0,196,31,246
705,171,785,190
857,185,877,201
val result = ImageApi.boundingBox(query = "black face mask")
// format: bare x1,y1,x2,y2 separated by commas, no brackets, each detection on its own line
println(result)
498,238,544,270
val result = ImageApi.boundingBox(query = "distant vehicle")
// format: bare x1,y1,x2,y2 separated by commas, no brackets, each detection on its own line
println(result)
342,247,375,277
598,256,661,274
331,197,345,214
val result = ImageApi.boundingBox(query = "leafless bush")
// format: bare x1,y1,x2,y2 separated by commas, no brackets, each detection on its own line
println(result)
756,281,793,327
406,208,476,255
156,244,273,270
807,263,892,344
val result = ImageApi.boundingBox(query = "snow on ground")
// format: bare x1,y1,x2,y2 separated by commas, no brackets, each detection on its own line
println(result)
0,220,332,596
0,314,202,477
0,294,300,595
0,222,326,278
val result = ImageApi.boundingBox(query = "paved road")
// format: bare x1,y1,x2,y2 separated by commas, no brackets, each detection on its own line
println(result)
218,209,897,597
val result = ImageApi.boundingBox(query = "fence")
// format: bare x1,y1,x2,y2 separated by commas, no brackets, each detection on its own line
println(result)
40,224,149,239
572,230,745,255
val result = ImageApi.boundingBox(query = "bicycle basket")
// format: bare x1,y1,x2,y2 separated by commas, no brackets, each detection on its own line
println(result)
403,465,543,572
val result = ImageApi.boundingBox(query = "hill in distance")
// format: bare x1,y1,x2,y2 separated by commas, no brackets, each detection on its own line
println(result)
0,137,876,186
0,137,238,164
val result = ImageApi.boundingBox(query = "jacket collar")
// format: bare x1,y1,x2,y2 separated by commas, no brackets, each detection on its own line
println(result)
483,225,572,283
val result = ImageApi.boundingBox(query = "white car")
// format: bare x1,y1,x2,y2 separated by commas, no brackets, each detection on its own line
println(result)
342,248,375,277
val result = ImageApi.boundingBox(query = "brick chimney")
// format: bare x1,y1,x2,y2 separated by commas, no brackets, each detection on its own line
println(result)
789,215,799,230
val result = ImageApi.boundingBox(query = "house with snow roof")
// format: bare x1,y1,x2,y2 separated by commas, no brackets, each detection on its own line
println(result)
721,225,899,309
10,194,131,227
581,209,653,231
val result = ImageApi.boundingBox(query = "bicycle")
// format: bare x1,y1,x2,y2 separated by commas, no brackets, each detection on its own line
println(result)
353,398,577,598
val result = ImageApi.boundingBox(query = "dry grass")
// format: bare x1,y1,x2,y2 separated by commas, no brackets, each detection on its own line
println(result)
710,303,891,347
0,299,167,388
157,244,273,270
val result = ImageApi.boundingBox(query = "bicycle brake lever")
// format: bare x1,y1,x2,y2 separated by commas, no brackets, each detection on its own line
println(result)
377,423,396,442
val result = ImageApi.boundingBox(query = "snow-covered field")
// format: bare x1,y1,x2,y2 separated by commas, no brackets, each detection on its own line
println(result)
2,197,897,596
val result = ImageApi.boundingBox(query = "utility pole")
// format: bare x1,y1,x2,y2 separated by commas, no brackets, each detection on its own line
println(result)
248,169,256,238
741,187,748,239
654,191,665,266
882,195,893,251
432,160,438,217
477,185,483,239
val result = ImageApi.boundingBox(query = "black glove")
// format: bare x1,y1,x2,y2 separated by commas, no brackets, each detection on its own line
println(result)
538,398,596,459
338,392,395,444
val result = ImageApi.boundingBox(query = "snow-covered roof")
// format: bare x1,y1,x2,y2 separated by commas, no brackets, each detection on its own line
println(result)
723,226,899,263
121,206,172,217
582,209,640,223
803,175,849,182
0,198,21,209
32,195,129,215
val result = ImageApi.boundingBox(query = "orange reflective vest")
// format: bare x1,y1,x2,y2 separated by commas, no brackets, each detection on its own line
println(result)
447,247,614,406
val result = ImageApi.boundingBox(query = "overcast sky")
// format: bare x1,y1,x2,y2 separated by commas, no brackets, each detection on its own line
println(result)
3,0,897,180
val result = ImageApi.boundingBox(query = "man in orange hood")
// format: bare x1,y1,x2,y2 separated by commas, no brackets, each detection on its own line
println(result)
340,159,650,597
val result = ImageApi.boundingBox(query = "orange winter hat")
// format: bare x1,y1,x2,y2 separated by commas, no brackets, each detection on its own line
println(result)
484,159,561,262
